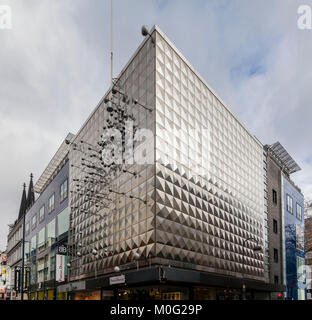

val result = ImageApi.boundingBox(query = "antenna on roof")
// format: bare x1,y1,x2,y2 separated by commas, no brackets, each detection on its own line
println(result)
110,0,113,87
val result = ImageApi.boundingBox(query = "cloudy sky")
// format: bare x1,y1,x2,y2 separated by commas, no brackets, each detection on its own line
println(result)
0,0,311,250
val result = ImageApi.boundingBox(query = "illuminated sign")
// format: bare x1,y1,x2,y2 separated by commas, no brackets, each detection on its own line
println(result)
109,275,125,285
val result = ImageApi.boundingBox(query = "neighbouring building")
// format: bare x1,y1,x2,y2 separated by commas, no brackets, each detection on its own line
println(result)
265,142,306,300
305,209,312,300
6,175,33,300
264,146,285,299
24,133,74,300
0,251,9,300
62,25,281,300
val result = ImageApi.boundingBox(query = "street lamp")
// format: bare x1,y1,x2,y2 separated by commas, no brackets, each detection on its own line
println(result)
133,253,140,270
241,237,263,300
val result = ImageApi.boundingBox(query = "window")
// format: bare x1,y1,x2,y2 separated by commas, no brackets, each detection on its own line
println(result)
274,276,279,285
38,228,45,253
272,189,277,204
274,249,278,263
31,215,37,230
24,242,30,262
48,194,55,213
30,235,37,256
298,289,305,300
57,207,69,239
39,206,45,223
25,222,30,236
47,218,56,246
296,204,302,221
60,179,68,203
273,219,278,234
287,195,293,214
296,225,304,251
297,256,305,283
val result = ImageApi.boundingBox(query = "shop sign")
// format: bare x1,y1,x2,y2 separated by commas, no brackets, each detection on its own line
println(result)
56,254,65,282
109,274,125,285
57,245,67,255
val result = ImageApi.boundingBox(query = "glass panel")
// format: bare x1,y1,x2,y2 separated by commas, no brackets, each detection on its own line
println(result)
39,206,45,223
60,179,68,203
48,194,55,213
38,227,46,253
47,218,56,246
57,207,69,239
30,235,37,256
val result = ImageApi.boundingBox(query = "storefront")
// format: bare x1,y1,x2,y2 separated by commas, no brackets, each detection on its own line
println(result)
57,292,68,300
116,286,189,300
73,290,101,300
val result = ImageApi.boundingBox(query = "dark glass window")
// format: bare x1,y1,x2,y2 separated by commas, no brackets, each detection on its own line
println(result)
296,203,302,221
274,249,278,263
31,215,37,230
287,195,293,214
39,206,45,223
272,189,277,204
60,179,68,203
48,194,55,213
273,219,278,234
274,276,279,285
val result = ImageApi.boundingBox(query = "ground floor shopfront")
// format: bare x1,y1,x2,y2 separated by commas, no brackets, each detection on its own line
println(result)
59,266,284,301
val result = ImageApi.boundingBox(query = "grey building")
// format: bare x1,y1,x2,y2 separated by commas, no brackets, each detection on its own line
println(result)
7,173,35,300
63,25,278,300
23,133,74,300
264,146,286,298
265,142,306,300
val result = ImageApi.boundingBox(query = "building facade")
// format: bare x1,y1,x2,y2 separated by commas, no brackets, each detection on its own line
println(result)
265,142,306,300
265,149,285,299
6,180,29,300
63,25,278,300
24,134,74,300
282,175,306,300
305,213,312,299
0,251,10,300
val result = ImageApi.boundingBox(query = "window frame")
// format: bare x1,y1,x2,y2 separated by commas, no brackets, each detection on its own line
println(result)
60,178,68,203
31,214,37,231
274,248,279,263
48,193,55,214
296,203,302,221
273,219,278,234
39,205,45,223
272,189,277,205
286,194,293,214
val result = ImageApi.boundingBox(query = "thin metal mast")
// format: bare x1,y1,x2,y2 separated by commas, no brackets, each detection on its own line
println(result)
110,0,113,87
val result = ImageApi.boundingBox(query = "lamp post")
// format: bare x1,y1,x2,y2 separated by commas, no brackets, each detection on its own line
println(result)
241,237,262,300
